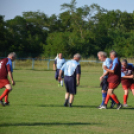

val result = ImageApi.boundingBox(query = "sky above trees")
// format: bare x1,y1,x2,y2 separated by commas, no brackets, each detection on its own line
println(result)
0,0,134,20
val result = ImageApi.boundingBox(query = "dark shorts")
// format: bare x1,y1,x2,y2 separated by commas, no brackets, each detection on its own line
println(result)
55,69,64,80
64,76,76,95
100,77,108,91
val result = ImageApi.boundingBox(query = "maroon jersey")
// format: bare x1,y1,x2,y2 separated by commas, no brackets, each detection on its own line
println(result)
121,64,134,85
0,58,12,79
107,58,121,83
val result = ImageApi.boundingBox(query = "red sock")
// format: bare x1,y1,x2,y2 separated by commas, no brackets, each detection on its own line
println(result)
124,95,128,104
5,90,10,103
111,94,119,104
105,94,110,105
0,89,10,101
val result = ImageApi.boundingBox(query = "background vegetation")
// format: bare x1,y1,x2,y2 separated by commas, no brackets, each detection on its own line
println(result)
1,0,134,58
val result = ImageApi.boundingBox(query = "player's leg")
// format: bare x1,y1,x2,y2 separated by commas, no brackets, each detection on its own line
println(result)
107,88,122,109
123,89,129,107
60,78,63,87
64,77,69,106
69,94,74,107
0,84,12,106
64,92,70,107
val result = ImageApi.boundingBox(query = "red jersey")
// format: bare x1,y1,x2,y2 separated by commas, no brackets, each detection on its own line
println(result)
107,58,121,83
121,64,134,85
0,58,13,79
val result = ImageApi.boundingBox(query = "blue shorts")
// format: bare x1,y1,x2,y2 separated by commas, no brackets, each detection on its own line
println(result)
55,69,64,80
64,76,76,95
100,77,108,91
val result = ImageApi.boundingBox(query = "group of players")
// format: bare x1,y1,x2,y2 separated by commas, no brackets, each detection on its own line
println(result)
54,51,134,110
0,51,134,110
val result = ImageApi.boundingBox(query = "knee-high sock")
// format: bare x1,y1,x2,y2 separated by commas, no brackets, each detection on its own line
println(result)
105,94,111,105
124,95,128,104
110,94,119,104
0,89,10,101
5,90,11,103
101,93,107,105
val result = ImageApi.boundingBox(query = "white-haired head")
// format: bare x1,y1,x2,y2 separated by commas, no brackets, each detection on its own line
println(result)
97,51,107,57
73,53,81,61
8,52,17,61
110,50,117,57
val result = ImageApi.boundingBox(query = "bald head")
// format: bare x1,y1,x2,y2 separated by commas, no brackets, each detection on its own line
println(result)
8,52,17,61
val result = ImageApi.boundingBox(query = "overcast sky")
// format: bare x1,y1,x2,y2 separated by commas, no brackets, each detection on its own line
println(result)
0,0,134,20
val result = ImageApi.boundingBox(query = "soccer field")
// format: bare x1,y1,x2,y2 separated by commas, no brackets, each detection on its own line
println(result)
0,69,134,134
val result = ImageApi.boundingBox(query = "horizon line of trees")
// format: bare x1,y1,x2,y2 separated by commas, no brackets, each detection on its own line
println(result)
1,0,134,58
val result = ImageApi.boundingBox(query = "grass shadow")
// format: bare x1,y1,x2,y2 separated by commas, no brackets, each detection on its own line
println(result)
0,122,99,127
38,104,96,108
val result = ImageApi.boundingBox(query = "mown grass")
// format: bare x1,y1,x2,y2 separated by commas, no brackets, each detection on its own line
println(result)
0,68,134,134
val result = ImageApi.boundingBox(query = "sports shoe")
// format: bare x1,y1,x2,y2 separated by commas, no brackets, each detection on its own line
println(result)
64,102,68,107
0,101,5,106
117,103,122,110
97,105,102,109
98,105,107,109
110,102,116,109
4,102,10,106
69,103,72,107
123,104,128,107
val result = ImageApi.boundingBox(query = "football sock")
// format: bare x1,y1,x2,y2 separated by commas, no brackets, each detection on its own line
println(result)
5,90,11,103
101,93,107,105
111,94,119,104
124,95,128,104
0,89,10,101
105,94,110,105
61,80,63,86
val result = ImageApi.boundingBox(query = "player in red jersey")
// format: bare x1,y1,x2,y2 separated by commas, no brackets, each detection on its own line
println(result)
0,52,16,106
100,51,122,110
121,59,134,107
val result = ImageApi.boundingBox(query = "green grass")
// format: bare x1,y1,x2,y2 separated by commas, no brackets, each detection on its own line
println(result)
0,68,134,134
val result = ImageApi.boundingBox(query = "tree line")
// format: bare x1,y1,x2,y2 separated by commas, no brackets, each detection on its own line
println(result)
0,0,134,58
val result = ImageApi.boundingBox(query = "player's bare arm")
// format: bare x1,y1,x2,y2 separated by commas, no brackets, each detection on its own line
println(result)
76,74,81,86
8,71,15,85
122,75,134,79
53,63,56,71
104,66,114,73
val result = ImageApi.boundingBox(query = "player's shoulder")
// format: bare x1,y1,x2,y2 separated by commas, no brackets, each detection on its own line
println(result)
1,58,8,63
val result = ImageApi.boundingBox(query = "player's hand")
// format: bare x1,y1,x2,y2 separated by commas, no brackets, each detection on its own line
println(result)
58,76,62,81
77,81,80,86
100,76,103,81
12,80,15,86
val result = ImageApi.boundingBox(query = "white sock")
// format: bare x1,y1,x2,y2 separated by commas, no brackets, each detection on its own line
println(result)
60,80,63,86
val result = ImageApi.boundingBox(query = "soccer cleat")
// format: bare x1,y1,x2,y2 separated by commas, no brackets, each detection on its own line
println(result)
117,103,122,110
123,104,128,107
97,105,102,109
110,102,116,109
0,100,5,106
64,102,68,107
98,105,107,109
4,102,10,106
69,103,72,107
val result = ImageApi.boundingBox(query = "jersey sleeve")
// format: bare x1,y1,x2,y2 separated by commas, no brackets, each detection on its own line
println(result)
6,59,13,72
76,65,81,75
